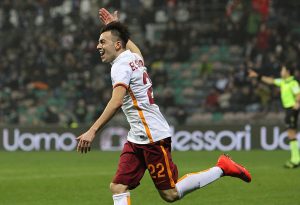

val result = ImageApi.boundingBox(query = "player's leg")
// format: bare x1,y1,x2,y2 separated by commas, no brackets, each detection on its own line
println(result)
111,141,146,205
159,166,223,201
110,183,130,205
284,109,300,168
174,166,223,199
170,154,251,200
158,154,251,201
142,138,179,202
145,138,251,202
286,128,300,168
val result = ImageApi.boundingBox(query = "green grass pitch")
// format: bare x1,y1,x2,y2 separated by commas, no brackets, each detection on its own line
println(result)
1,150,299,205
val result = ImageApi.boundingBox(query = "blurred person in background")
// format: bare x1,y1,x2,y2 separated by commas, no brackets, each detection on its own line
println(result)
249,64,300,168
76,8,251,205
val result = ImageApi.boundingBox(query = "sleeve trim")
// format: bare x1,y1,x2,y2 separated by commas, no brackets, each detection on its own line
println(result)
113,83,129,89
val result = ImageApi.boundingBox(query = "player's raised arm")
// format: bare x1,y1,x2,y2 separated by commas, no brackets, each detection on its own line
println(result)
99,8,118,25
248,69,274,85
125,40,143,60
99,8,143,60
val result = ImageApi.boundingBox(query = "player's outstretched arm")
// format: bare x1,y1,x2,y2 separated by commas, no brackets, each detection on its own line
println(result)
248,69,274,85
76,86,126,153
99,8,143,60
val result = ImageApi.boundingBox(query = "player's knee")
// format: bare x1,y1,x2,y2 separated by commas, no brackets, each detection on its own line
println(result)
159,189,179,203
109,183,128,194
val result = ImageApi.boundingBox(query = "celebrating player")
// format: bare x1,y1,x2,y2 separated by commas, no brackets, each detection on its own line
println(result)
76,8,251,205
249,65,300,168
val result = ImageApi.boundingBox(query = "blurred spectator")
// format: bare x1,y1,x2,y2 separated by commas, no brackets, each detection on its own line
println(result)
252,0,270,20
42,106,60,124
255,23,270,51
161,87,176,109
218,88,232,112
254,83,271,111
199,54,213,78
204,88,220,112
74,99,87,123
174,105,188,125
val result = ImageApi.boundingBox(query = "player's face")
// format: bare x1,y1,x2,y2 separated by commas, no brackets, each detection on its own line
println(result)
280,66,289,78
97,31,118,63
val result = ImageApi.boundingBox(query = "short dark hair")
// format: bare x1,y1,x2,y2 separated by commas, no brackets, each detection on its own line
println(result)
100,22,130,48
281,63,294,75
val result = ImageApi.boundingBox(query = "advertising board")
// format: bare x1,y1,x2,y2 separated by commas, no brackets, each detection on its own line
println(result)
0,124,299,151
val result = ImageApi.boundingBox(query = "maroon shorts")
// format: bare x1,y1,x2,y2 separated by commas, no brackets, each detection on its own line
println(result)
112,137,178,190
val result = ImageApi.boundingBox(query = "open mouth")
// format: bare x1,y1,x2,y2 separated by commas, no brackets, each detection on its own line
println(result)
99,49,105,57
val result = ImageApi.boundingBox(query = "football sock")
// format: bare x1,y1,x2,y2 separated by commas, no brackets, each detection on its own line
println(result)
290,140,300,164
175,167,223,198
112,192,131,205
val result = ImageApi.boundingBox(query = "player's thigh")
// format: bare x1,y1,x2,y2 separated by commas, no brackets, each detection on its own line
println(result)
144,137,178,190
112,141,146,190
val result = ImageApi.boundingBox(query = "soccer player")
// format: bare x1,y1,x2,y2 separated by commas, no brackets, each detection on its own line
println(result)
249,65,300,168
76,8,251,205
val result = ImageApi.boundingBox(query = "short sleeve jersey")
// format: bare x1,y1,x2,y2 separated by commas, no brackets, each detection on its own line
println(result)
274,76,300,108
110,50,171,144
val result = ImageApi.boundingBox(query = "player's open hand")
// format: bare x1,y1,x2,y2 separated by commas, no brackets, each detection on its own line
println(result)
76,129,96,153
99,8,119,25
248,69,258,78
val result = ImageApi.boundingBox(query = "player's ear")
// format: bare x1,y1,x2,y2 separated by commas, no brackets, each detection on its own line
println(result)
115,41,122,51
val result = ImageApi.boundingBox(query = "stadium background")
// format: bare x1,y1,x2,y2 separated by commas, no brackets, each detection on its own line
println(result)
1,0,300,205
1,0,300,127
1,0,300,151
